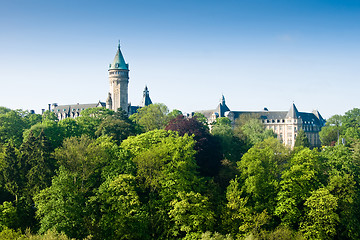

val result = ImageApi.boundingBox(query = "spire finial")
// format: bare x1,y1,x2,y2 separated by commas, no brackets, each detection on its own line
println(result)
118,40,121,49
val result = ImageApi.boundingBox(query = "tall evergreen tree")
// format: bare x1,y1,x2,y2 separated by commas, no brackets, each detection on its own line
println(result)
19,130,55,198
294,129,310,148
1,143,21,202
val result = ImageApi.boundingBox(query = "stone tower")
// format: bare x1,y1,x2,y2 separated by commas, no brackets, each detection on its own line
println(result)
107,43,129,112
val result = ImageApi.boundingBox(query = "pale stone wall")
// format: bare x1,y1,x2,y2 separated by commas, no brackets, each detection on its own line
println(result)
264,117,321,148
109,69,129,112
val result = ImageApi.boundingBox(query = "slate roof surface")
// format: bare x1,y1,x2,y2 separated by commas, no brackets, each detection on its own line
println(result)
286,103,300,118
52,102,105,113
230,110,324,126
109,44,129,70
196,109,217,119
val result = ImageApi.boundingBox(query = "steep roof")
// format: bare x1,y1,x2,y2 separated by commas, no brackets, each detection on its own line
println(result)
109,43,129,70
312,109,326,126
140,85,152,107
51,102,105,114
228,110,324,126
229,111,288,120
195,95,231,119
286,103,300,118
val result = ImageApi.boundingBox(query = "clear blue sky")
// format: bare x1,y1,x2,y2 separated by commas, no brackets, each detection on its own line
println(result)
1,0,359,118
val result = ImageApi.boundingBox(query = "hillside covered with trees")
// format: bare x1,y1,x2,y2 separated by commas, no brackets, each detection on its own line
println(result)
1,104,360,240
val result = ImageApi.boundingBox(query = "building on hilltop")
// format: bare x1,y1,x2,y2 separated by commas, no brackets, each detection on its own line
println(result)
49,43,152,120
50,102,105,120
196,96,326,148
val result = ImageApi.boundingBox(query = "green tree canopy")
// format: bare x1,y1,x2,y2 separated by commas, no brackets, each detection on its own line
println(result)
18,131,56,198
76,107,114,138
95,115,138,144
237,119,277,146
94,174,148,240
169,191,215,238
238,138,289,214
0,110,29,147
275,148,324,229
294,129,310,148
34,167,90,239
130,103,169,132
300,188,339,240
23,121,64,151
54,135,117,188
120,130,204,238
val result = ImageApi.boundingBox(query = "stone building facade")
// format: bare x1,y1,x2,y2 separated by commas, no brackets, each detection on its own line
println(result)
197,96,326,148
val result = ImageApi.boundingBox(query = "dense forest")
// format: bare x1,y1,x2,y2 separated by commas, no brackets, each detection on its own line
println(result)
1,104,360,240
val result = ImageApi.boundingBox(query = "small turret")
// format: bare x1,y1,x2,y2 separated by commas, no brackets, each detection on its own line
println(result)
140,85,152,107
106,92,112,110
216,95,230,117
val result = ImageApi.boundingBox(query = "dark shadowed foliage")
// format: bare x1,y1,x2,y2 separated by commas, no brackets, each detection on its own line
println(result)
165,115,222,177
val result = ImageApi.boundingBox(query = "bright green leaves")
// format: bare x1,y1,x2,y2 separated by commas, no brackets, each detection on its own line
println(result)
0,201,17,231
95,174,148,240
300,188,339,240
34,167,89,239
238,138,289,214
275,148,324,228
169,191,215,238
0,110,29,147
294,129,310,148
238,119,277,146
130,103,169,132
222,177,270,239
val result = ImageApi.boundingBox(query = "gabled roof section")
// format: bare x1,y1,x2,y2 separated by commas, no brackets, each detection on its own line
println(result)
286,103,300,119
312,109,326,126
109,43,129,70
51,103,105,113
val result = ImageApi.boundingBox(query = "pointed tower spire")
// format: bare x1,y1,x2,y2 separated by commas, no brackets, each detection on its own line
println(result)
221,94,226,105
286,103,300,118
140,85,152,107
216,94,230,117
109,41,129,70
